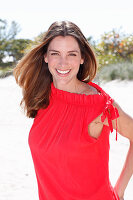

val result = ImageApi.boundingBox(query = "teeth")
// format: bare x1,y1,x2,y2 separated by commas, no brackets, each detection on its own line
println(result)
56,69,70,74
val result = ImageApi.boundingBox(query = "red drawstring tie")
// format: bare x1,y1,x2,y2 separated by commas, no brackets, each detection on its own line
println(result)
88,81,119,141
101,97,119,141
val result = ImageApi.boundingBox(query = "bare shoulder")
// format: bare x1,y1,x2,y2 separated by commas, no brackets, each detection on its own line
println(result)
113,100,133,141
81,83,99,95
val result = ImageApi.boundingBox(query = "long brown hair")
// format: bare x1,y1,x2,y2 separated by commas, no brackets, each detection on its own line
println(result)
13,21,98,118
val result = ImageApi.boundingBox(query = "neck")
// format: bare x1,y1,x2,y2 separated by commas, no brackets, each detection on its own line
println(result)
53,79,83,93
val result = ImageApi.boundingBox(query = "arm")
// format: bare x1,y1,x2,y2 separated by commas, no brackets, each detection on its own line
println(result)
112,102,133,199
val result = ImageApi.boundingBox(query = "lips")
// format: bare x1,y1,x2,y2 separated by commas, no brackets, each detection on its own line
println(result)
56,69,71,75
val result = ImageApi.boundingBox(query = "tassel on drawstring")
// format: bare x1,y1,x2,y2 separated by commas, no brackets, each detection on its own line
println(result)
88,82,119,141
101,97,119,141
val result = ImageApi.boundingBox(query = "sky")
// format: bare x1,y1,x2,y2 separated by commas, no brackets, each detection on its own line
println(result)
0,0,133,41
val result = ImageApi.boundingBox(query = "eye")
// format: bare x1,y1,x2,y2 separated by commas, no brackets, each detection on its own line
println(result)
69,53,77,56
51,52,59,56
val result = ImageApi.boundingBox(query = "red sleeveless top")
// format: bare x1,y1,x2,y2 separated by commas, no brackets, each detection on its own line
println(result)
28,82,120,200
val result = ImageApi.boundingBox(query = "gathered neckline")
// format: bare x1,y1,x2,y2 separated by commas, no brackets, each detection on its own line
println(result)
50,82,105,105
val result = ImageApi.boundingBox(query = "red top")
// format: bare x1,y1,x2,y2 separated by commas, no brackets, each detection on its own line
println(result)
28,82,120,200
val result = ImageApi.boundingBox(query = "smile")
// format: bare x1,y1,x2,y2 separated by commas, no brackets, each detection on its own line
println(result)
56,69,71,75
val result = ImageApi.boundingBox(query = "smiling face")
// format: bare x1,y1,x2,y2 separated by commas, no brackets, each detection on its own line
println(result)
44,36,84,89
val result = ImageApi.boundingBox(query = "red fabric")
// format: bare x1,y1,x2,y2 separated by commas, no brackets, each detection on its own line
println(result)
89,82,119,141
28,82,120,200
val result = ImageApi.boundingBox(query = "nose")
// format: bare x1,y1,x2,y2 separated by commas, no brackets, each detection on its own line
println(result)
59,56,68,68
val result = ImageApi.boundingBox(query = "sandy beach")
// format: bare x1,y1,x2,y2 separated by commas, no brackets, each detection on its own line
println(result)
0,76,133,200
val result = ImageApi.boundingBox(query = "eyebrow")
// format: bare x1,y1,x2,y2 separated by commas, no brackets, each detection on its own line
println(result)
48,50,79,53
68,50,79,53
48,50,59,53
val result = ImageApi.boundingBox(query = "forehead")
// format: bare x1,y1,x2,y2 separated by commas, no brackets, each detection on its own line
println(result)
48,36,80,50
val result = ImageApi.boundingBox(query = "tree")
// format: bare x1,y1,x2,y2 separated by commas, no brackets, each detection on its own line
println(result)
0,19,21,65
4,39,31,63
95,29,133,67
0,19,32,67
0,19,20,40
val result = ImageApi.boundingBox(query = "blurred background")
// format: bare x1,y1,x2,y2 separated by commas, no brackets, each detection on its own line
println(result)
0,0,133,79
0,0,133,199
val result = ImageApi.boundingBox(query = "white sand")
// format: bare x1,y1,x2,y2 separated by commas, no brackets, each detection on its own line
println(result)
0,76,133,200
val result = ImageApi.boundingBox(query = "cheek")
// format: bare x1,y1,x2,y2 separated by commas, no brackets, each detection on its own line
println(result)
47,59,57,68
48,56,59,64
71,59,81,68
47,60,59,75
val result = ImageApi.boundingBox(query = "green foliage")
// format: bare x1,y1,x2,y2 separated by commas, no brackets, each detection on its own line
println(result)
0,19,20,40
24,32,45,52
95,29,133,68
97,62,133,81
1,18,133,80
0,19,31,67
4,39,31,62
0,66,13,78
0,19,19,65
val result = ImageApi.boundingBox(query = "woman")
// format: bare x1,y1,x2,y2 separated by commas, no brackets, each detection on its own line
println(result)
13,21,133,200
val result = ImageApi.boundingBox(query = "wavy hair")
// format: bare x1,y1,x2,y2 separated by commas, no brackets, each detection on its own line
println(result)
13,21,98,118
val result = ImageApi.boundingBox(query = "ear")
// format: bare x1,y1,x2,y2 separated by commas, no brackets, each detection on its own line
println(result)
80,58,84,65
44,53,48,63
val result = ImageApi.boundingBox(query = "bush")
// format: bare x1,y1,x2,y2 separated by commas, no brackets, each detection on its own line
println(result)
97,62,133,81
0,66,13,78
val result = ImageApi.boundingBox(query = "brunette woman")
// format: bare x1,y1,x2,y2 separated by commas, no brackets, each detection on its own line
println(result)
14,21,133,200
